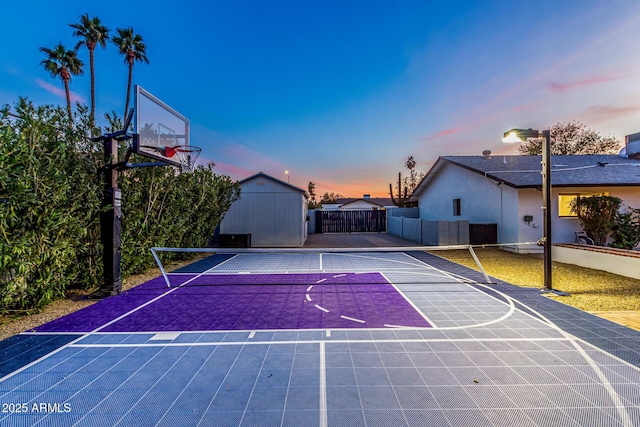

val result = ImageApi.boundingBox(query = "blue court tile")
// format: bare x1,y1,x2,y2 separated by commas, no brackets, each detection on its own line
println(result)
64,390,111,412
354,368,391,386
240,410,286,427
121,334,156,344
0,413,83,427
524,408,587,426
429,385,480,409
393,386,440,410
111,412,164,427
168,388,217,413
283,386,320,411
0,334,81,377
326,386,362,410
82,370,132,391
254,369,291,388
281,409,321,427
444,408,495,426
384,367,426,386
199,410,244,427
120,370,166,390
357,386,401,410
76,357,129,373
327,409,366,427
186,368,229,390
483,408,538,427
208,387,253,411
245,387,288,411
153,371,199,391
155,411,203,427
0,371,40,391
288,368,320,387
363,409,408,426
131,389,184,413
351,353,384,368
324,353,354,368
404,409,451,427
325,367,357,386
292,351,320,368
13,372,69,392
72,412,128,427
89,390,148,413
416,367,459,385
225,368,260,386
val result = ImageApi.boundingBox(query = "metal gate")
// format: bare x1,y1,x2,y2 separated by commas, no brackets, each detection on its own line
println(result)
315,210,386,233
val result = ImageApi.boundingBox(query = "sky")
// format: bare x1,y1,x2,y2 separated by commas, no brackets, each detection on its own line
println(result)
3,0,640,197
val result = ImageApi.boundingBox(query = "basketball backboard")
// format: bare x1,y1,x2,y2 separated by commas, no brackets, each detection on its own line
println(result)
133,85,190,166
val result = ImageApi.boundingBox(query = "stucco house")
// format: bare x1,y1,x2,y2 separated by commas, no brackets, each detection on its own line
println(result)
409,153,640,252
323,197,395,211
219,172,308,247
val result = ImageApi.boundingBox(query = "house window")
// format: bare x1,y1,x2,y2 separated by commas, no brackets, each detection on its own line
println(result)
453,198,461,216
558,192,609,217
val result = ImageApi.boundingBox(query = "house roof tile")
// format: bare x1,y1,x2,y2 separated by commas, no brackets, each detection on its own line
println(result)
411,154,640,199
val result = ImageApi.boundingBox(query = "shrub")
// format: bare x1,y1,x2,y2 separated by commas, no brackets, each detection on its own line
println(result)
1,99,240,310
611,208,640,249
570,195,622,246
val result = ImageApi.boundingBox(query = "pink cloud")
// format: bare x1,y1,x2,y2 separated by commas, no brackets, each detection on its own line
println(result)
581,104,640,122
35,78,85,104
548,73,632,93
423,126,463,140
211,161,256,180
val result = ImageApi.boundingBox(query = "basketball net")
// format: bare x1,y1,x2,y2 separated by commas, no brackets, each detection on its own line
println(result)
171,145,201,172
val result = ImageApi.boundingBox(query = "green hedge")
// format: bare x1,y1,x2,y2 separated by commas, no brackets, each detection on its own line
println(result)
0,99,240,310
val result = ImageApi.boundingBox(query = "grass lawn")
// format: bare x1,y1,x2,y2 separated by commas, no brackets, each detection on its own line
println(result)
432,247,640,312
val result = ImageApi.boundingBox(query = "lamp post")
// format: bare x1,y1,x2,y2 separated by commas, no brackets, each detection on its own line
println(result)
285,170,290,183
503,128,565,295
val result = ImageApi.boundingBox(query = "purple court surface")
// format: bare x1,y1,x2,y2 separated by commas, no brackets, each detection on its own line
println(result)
2,250,639,427
35,273,431,333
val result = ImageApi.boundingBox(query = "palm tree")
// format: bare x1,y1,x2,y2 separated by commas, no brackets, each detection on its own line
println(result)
70,13,109,125
40,43,84,121
112,27,149,119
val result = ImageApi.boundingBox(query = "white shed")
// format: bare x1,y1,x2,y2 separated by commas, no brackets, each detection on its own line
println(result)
220,172,308,247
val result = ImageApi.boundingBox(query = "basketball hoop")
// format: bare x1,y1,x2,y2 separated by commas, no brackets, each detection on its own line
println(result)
173,145,201,172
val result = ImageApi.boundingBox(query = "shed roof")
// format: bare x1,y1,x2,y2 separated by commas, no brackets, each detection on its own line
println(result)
239,171,306,193
411,155,640,200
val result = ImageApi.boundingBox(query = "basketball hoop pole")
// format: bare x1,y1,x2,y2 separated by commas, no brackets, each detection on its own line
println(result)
89,109,134,299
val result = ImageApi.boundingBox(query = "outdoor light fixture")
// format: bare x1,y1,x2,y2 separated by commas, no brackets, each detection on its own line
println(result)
502,128,566,295
285,170,290,183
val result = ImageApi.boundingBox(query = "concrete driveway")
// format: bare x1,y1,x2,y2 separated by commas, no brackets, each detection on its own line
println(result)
303,232,418,248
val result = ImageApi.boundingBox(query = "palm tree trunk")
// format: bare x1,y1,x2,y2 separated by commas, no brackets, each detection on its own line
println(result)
124,58,133,119
64,80,73,122
89,47,95,125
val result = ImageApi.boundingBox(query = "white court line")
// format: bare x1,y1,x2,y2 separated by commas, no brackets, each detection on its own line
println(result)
149,332,180,341
380,272,437,328
248,331,256,339
306,285,314,292
319,341,327,427
0,270,212,384
504,294,635,426
340,315,365,324
306,294,312,302
315,305,329,313
68,337,575,348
